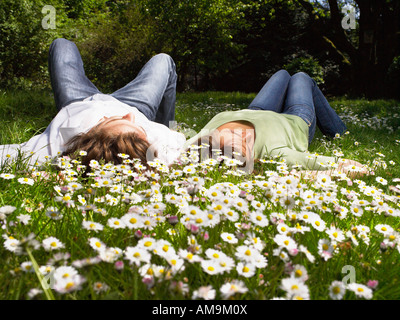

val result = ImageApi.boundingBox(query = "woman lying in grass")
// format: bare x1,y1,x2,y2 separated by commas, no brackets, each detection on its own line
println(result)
0,38,185,171
184,70,368,178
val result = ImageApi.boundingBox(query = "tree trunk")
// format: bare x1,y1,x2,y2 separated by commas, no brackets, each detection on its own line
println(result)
298,0,400,98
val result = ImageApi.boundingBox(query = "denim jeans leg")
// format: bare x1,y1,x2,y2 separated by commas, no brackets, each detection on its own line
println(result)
312,85,347,138
248,70,291,112
111,53,177,126
48,38,101,111
282,72,317,145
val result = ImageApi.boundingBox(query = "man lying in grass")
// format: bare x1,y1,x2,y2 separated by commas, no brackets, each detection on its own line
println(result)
0,38,185,171
184,70,368,178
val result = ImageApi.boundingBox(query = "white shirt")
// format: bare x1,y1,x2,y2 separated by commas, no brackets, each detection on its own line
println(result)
0,94,186,167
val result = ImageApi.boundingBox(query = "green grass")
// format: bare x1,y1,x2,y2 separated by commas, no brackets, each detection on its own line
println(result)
0,89,400,301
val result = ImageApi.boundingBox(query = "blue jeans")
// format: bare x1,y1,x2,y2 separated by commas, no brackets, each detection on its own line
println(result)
248,70,347,144
48,38,177,126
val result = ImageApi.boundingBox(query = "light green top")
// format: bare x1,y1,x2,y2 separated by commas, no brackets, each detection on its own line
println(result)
184,109,335,170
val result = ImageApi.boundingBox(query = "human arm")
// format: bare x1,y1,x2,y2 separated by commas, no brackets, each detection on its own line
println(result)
290,158,370,180
271,147,369,179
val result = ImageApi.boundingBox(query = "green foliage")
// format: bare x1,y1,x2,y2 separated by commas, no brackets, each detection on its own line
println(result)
0,0,53,88
387,56,400,81
136,0,247,90
283,56,325,85
76,2,158,92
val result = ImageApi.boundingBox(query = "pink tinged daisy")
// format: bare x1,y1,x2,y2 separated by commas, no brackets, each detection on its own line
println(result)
124,246,152,266
317,239,335,261
291,264,308,282
329,280,346,300
42,237,65,251
347,283,373,300
220,280,248,299
192,285,216,300
53,274,86,294
82,220,104,232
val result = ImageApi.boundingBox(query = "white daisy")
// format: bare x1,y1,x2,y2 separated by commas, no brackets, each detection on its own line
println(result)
221,232,238,244
82,220,104,232
347,283,373,299
328,280,346,300
220,280,248,299
42,237,65,251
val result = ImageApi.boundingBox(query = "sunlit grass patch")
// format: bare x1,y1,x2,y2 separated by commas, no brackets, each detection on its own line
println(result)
0,90,399,300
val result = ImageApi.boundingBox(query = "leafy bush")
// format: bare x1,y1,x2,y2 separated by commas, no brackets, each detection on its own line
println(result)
283,56,325,85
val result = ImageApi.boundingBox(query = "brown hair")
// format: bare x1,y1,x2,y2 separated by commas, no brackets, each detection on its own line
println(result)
63,126,157,174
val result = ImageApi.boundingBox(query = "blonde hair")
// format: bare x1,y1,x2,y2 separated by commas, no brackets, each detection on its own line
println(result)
63,126,156,173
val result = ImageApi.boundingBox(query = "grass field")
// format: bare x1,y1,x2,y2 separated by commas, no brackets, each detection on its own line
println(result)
0,89,400,300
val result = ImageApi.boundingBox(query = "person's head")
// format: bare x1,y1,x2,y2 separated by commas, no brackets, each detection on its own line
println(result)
190,128,254,172
63,112,157,173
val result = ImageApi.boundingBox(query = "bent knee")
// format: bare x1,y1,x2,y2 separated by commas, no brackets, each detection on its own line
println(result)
292,71,311,79
153,53,174,63
50,38,75,50
152,53,176,71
